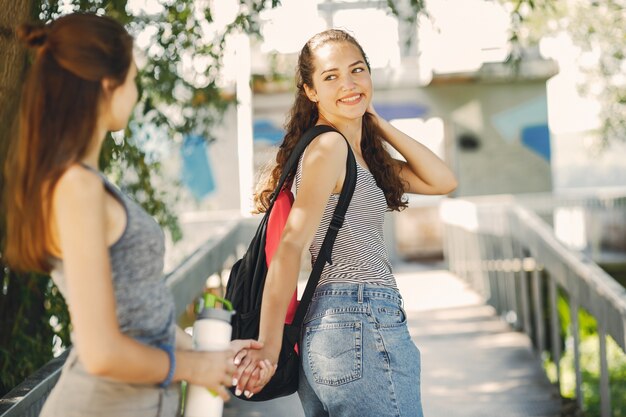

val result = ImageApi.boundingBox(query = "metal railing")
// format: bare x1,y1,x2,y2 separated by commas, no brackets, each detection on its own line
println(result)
515,188,626,263
441,195,626,417
0,218,257,417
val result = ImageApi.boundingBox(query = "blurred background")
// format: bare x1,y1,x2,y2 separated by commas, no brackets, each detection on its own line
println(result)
1,1,625,416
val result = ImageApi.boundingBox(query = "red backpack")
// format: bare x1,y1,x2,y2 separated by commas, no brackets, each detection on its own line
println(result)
265,187,298,327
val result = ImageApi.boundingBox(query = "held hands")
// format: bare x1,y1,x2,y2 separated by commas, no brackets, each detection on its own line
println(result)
184,339,265,402
232,346,278,399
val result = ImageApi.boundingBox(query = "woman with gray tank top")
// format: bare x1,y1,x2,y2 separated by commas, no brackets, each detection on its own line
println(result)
3,12,272,417
231,30,458,416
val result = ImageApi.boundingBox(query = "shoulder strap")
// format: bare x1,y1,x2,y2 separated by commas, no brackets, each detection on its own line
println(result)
286,126,358,329
269,125,340,207
78,162,122,199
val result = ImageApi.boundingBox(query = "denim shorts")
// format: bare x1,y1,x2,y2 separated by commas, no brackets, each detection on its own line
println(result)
298,283,423,417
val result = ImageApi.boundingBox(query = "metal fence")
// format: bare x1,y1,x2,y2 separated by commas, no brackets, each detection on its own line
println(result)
0,219,257,417
515,188,626,263
441,195,626,417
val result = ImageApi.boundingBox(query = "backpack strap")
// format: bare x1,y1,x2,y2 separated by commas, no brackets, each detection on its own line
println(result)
286,126,358,329
269,125,341,207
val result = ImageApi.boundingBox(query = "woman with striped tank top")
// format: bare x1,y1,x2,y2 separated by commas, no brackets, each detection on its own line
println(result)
3,13,270,416
233,29,457,416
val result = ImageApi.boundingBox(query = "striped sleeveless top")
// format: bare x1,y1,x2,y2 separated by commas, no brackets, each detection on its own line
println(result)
50,166,176,350
296,146,397,289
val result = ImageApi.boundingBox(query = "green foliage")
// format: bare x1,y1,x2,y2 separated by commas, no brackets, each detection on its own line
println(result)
0,272,67,394
386,0,428,50
386,0,427,25
545,293,626,416
499,0,626,149
502,0,557,67
100,131,184,242
579,335,626,417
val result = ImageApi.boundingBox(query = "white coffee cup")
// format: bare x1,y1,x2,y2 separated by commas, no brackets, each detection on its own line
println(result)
184,304,233,417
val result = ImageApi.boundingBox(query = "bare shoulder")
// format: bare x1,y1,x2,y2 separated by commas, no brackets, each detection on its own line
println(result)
307,130,347,153
54,164,105,204
302,130,348,168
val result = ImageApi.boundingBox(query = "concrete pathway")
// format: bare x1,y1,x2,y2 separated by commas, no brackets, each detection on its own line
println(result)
397,263,562,417
224,262,562,417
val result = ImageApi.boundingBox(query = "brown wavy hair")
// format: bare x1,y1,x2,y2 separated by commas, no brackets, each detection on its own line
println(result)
254,29,408,212
3,13,133,273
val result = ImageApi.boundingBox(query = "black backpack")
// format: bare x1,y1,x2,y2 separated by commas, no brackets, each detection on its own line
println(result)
225,124,357,401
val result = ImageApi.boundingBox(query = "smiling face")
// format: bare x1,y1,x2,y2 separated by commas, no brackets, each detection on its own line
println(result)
304,41,372,126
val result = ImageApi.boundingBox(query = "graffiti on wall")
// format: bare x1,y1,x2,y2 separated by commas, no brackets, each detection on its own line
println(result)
491,95,551,162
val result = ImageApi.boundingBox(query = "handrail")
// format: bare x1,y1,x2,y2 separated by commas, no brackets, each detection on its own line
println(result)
441,195,626,417
510,205,626,348
166,220,242,319
0,218,257,417
0,351,69,417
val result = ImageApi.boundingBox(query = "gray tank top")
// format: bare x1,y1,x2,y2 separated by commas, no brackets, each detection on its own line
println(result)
296,150,397,289
50,165,176,349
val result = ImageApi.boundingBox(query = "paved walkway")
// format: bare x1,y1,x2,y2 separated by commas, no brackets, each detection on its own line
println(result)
224,262,562,417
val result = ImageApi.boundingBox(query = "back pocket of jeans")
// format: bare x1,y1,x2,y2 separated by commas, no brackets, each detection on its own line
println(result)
305,321,362,386
375,304,407,328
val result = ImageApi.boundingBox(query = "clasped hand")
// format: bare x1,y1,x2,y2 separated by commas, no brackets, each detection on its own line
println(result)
188,339,272,402
231,344,278,399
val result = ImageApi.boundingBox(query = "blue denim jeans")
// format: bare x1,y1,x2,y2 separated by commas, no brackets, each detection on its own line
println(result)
298,283,424,417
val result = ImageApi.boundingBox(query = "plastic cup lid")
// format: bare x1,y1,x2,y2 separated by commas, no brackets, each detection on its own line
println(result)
198,308,234,323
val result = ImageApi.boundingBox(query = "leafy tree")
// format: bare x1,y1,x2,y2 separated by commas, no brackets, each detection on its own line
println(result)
499,0,626,149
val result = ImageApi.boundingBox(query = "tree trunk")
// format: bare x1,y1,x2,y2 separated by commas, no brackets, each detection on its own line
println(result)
0,0,43,397
0,0,31,184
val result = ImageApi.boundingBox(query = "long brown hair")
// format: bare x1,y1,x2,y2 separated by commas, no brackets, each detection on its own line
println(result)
3,13,133,273
254,29,408,212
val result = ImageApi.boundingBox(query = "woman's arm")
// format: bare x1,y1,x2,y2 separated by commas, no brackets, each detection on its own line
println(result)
368,105,457,195
233,131,349,396
53,167,235,398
